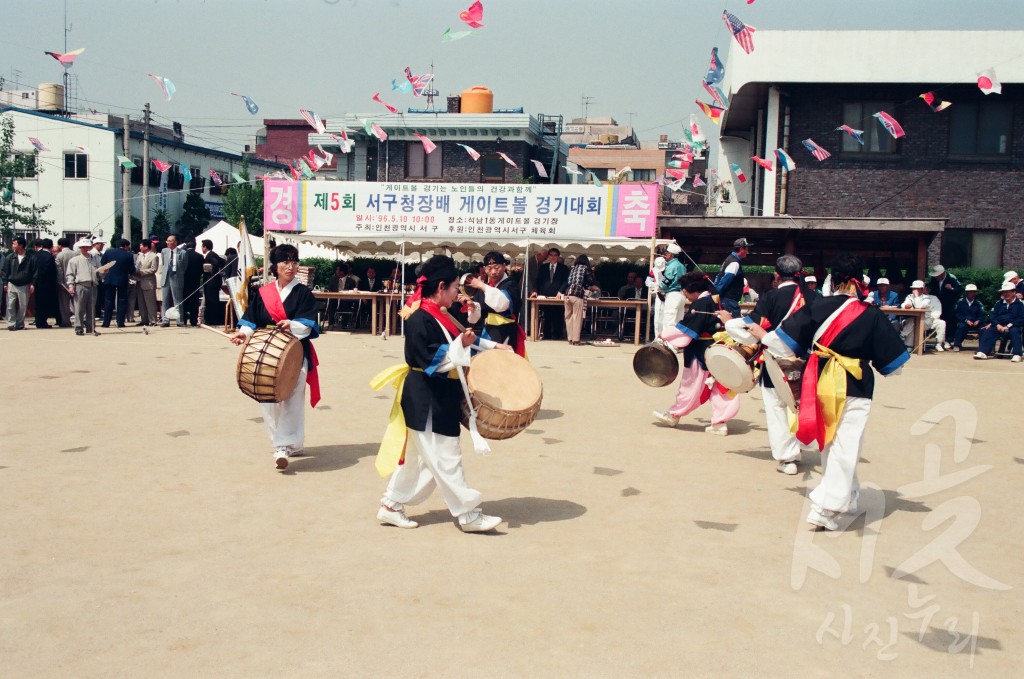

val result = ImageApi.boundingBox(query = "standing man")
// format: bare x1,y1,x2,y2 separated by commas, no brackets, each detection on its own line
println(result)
160,234,187,327
100,239,136,328
91,237,106,320
66,239,99,336
201,239,226,325
182,239,205,327
468,250,524,355
134,240,159,326
32,238,58,329
1,236,35,331
975,281,1024,362
928,264,962,349
532,247,569,340
714,237,751,316
659,243,686,334
952,284,985,352
54,237,77,328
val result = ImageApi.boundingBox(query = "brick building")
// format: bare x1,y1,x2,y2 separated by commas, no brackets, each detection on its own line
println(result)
254,119,338,177
712,30,1024,270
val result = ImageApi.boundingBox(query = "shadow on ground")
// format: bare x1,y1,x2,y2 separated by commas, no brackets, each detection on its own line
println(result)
288,443,377,473
411,496,587,529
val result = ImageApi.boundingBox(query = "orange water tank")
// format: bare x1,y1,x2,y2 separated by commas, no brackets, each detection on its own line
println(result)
460,86,493,114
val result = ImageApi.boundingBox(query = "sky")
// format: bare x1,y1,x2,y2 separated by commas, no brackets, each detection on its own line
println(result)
2,0,1024,152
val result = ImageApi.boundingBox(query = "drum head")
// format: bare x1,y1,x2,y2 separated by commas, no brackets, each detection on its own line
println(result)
763,352,797,410
633,343,679,387
704,344,756,393
466,350,543,411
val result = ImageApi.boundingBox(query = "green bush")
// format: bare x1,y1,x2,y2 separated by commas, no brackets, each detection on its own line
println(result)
947,268,1006,310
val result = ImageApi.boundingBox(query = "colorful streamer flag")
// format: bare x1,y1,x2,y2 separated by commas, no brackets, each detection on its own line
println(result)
364,120,388,142
209,169,223,186
147,73,176,101
372,92,399,113
835,125,864,145
665,169,686,180
404,67,435,97
774,148,796,172
667,160,689,169
413,133,437,154
459,1,485,28
802,138,832,161
614,166,632,179
497,152,518,168
530,159,548,178
232,172,245,184
919,92,952,112
152,160,172,173
181,164,192,182
702,80,730,109
563,165,583,177
751,156,773,172
117,155,136,169
730,163,747,183
27,137,49,152
44,47,85,68
391,78,413,93
693,174,706,187
231,93,259,115
977,68,1001,95
297,159,315,179
330,132,353,153
705,47,725,86
457,143,481,161
689,115,706,143
696,100,724,124
722,10,756,55
873,111,905,139
289,164,301,180
299,108,326,134
666,179,684,192
317,145,334,166
307,149,325,170
442,28,475,42
590,172,603,187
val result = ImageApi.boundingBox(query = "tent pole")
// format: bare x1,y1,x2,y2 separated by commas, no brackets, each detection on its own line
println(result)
647,233,656,342
400,240,406,337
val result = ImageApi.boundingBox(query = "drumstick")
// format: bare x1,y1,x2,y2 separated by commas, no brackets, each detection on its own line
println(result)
199,323,233,338
440,307,466,333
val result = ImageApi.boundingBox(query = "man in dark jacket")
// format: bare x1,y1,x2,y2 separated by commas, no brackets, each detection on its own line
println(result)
201,239,226,325
32,238,58,328
100,239,137,328
531,248,569,340
1,236,36,330
975,282,1024,362
714,238,751,316
928,264,962,349
952,284,985,352
182,239,205,327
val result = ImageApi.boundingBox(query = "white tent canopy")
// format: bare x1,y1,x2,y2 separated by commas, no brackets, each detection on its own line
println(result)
196,220,262,256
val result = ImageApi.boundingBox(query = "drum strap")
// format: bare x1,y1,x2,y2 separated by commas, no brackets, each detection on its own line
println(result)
485,313,529,359
259,283,320,408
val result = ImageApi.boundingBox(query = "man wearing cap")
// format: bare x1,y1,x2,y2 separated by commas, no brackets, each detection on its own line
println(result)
159,234,187,327
901,280,946,352
660,242,687,334
54,238,77,328
804,275,821,296
713,238,751,316
647,255,667,333
975,281,1024,362
928,264,962,349
870,277,900,331
65,239,99,336
952,284,985,352
1003,271,1024,300
467,250,525,355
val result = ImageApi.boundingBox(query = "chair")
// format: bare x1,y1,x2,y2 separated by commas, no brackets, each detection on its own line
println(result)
592,296,621,339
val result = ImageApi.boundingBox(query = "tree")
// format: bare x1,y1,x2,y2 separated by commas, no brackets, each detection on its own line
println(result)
222,156,264,236
112,213,143,245
0,111,55,244
175,192,210,240
151,210,171,241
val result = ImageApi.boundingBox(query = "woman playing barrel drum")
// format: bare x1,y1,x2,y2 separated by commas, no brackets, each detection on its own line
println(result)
371,255,510,533
229,244,320,471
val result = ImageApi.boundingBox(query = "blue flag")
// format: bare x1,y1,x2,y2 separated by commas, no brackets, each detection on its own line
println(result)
705,47,725,86
181,164,192,182
242,95,259,115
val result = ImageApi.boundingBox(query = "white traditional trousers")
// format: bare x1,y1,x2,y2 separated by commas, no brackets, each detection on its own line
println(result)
761,385,801,463
261,364,307,453
383,411,482,518
661,291,685,335
808,396,871,513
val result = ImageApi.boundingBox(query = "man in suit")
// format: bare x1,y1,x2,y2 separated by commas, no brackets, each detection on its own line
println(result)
91,238,106,320
182,239,205,327
201,239,226,325
532,247,569,340
100,239,137,328
32,238,59,328
134,240,159,326
1,236,36,330
54,238,77,327
358,266,384,292
160,234,187,327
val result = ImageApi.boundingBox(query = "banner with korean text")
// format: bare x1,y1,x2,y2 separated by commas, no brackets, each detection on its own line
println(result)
264,180,658,240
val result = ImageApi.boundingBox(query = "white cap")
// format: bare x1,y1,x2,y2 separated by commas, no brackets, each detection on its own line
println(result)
74,239,93,249
877,277,890,285
1000,281,1016,292
653,256,666,271
965,283,978,291
667,243,682,254
1004,270,1019,281
911,280,925,289
930,264,945,277
805,275,817,283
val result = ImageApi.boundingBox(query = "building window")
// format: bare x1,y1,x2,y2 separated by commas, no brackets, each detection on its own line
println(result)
631,169,655,181
12,153,37,178
64,152,88,179
406,142,442,178
940,229,1004,268
949,101,1012,156
130,156,144,185
209,171,226,195
189,167,204,193
481,156,506,183
840,102,896,154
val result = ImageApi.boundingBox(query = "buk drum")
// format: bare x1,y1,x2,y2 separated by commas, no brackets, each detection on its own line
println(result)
763,352,806,412
460,350,543,440
632,342,680,388
704,342,762,393
236,327,304,403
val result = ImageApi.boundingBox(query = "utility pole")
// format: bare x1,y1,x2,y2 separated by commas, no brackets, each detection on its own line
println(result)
142,103,150,240
122,114,130,242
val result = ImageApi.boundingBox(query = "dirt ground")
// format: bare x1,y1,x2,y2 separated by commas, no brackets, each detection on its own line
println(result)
1,325,1021,678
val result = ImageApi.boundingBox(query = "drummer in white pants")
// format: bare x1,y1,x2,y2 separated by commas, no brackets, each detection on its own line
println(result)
660,243,687,334
646,256,666,334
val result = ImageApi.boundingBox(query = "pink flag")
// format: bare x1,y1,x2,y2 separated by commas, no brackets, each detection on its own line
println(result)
459,1,485,28
299,108,326,134
209,169,223,186
692,174,706,187
152,160,172,173
369,123,388,142
44,47,85,68
751,156,773,171
497,152,518,168
146,73,176,101
457,144,481,161
665,169,685,180
317,145,334,166
412,133,437,154
530,159,548,178
873,111,905,139
372,92,399,114
27,137,49,152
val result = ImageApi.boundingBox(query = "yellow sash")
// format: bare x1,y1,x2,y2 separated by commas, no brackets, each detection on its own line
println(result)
810,342,863,446
486,312,515,326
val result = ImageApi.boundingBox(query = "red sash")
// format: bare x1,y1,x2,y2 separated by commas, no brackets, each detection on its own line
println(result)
259,283,320,408
419,298,462,336
796,298,866,448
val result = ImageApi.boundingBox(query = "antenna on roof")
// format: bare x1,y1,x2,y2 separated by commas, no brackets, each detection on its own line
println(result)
424,60,439,112
581,94,595,121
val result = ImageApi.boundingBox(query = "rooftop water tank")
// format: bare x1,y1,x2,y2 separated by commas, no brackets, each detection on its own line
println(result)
38,83,64,112
460,86,493,114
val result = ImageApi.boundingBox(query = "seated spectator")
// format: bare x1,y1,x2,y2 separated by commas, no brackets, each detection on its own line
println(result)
358,266,384,292
617,271,645,300
870,277,901,331
975,281,1024,362
1003,270,1024,299
952,284,985,352
326,263,358,328
804,275,821,296
901,280,946,352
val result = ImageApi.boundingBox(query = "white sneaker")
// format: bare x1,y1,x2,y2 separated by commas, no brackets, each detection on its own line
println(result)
1013,356,1022,363
653,410,679,427
705,423,728,436
377,506,418,529
806,506,840,531
952,346,960,352
935,344,945,352
274,450,289,470
942,342,951,350
776,461,798,475
459,511,502,533
974,352,988,360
